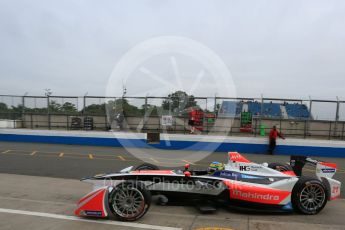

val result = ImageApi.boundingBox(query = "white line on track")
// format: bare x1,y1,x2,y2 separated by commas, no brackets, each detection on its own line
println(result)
150,157,159,163
0,196,73,206
0,208,182,230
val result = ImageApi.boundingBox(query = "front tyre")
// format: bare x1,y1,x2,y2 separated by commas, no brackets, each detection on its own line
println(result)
291,177,327,215
135,163,159,170
109,181,151,221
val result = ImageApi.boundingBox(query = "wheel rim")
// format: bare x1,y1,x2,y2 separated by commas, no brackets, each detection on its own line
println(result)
299,183,325,212
111,186,145,218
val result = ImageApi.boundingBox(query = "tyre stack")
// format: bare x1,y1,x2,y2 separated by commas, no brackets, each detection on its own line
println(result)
84,116,94,130
70,117,82,130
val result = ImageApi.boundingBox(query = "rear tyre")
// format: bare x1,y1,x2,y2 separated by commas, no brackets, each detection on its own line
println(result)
135,163,159,170
291,177,327,215
109,181,151,221
268,162,292,172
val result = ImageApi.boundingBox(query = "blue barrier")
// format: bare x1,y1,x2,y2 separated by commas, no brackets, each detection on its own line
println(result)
0,132,345,158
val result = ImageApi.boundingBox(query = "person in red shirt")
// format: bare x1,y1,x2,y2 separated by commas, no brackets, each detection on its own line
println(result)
268,125,285,155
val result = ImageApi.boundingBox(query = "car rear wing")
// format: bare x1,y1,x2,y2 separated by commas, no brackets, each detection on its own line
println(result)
290,155,337,179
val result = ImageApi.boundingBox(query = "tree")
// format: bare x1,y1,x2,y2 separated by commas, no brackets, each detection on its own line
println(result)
141,104,159,116
162,91,198,115
48,100,62,113
61,102,77,114
0,103,8,112
83,103,106,115
108,99,143,116
10,104,24,113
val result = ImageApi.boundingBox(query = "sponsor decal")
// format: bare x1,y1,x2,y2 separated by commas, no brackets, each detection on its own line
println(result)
249,165,262,171
75,188,107,217
85,211,103,217
239,165,262,172
218,171,261,180
220,171,237,177
239,166,250,171
241,174,261,179
224,180,291,204
229,152,251,163
332,186,339,194
321,168,336,173
232,190,280,201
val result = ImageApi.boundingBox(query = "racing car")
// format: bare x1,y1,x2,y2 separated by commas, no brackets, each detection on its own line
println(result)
75,152,341,221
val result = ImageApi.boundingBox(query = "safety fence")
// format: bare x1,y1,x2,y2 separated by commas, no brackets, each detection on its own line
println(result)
1,112,344,140
0,94,345,140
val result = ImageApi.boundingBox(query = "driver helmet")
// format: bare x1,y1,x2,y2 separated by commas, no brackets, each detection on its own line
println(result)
208,161,224,174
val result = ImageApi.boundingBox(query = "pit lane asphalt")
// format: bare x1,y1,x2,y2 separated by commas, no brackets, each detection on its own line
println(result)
0,141,345,230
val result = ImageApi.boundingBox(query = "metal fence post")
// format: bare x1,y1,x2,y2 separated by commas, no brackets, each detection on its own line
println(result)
254,118,257,137
306,97,312,137
12,112,15,128
30,113,33,129
21,95,25,128
214,96,217,113
104,114,107,131
83,96,86,115
334,98,340,137
143,96,148,131
279,117,282,136
47,95,51,130
304,120,307,138
260,95,264,127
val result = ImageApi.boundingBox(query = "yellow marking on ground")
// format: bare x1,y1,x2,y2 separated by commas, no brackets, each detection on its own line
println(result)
30,151,37,156
88,154,94,159
150,157,159,163
1,150,10,154
182,159,195,165
59,152,64,157
117,156,126,161
0,149,210,167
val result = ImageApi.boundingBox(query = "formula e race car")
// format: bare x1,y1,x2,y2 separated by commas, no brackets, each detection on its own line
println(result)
75,152,341,221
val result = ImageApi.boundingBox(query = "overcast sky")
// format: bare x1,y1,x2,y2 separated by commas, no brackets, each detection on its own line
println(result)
0,0,344,101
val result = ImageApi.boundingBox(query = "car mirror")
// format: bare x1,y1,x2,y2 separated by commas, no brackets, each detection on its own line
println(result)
120,166,133,173
184,171,191,177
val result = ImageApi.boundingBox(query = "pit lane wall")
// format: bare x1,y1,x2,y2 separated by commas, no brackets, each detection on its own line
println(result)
0,129,345,157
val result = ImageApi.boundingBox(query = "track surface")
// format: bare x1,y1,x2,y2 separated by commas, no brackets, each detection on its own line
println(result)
0,141,345,230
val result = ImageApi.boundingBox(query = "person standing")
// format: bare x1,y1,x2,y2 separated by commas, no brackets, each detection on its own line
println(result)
268,125,285,155
188,115,195,134
188,107,196,134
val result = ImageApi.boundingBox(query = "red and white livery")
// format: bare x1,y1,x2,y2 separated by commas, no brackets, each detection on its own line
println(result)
75,152,341,221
